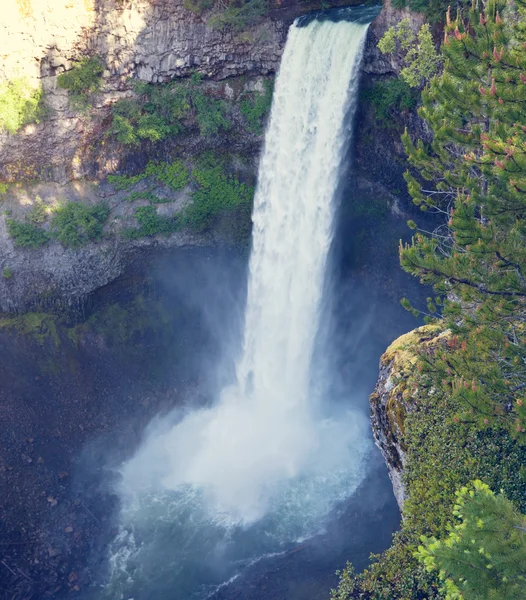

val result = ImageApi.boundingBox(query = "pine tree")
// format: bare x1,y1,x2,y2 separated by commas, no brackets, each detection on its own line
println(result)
416,480,526,600
400,0,526,437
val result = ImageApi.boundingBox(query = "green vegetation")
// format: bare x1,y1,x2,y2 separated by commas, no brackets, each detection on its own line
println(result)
2,267,13,279
108,77,230,146
400,0,526,437
6,219,49,248
334,1,526,597
122,205,179,239
0,312,60,347
378,20,441,88
332,354,526,599
108,159,189,192
49,201,110,248
27,195,47,223
107,171,147,191
184,154,254,233
192,89,230,136
391,0,470,23
417,480,526,600
109,82,189,146
144,159,190,191
207,0,268,32
57,56,104,110
0,78,45,134
118,154,254,241
78,295,172,347
240,80,273,134
184,0,268,31
362,78,418,128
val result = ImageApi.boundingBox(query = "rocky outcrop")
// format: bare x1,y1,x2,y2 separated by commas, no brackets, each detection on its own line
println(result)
369,325,449,508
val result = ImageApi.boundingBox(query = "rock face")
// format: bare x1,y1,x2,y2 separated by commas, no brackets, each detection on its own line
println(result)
0,0,427,314
369,325,449,509
0,0,288,183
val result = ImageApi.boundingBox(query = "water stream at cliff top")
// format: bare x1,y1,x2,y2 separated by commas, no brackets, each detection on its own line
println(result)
104,11,374,599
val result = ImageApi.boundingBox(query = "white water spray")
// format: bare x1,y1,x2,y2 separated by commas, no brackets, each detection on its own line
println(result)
115,14,372,584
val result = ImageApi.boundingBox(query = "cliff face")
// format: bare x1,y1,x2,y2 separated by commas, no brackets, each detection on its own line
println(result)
369,325,449,509
1,0,288,183
0,0,426,314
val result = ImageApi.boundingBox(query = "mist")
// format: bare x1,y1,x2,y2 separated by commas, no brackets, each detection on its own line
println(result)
97,15,377,600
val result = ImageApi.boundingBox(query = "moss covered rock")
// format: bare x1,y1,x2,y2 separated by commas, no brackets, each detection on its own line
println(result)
370,324,449,508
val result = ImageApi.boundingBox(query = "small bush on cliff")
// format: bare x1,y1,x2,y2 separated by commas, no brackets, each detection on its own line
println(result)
108,160,189,192
362,78,418,128
58,56,104,110
122,205,180,239
6,219,49,248
109,83,189,146
0,78,45,134
183,154,254,233
240,79,273,135
50,201,110,248
208,0,268,31
108,78,231,145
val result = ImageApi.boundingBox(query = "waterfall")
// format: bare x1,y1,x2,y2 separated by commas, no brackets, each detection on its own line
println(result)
106,12,373,599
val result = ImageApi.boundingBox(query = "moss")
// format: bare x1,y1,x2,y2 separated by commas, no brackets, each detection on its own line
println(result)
0,312,60,348
382,324,444,367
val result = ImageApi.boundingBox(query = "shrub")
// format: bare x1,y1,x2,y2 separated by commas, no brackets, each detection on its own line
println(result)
108,160,189,193
6,219,49,248
0,78,45,134
192,90,230,136
2,267,13,279
122,205,179,239
50,201,110,248
108,83,189,146
107,172,148,190
58,56,104,110
184,155,253,232
184,0,214,13
108,77,231,146
208,0,268,31
378,21,441,88
145,160,190,191
363,78,418,127
240,79,273,135
27,195,48,223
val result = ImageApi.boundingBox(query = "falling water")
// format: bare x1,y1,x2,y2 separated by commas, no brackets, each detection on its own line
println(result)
105,11,374,599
